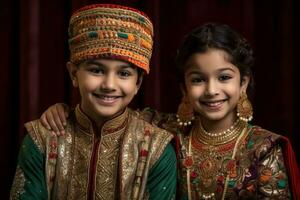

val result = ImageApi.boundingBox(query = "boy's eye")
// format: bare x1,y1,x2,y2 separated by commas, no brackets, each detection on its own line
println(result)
88,67,104,74
118,70,132,78
219,74,232,81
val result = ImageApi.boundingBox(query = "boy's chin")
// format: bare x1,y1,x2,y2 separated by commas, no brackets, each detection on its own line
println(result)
94,107,126,119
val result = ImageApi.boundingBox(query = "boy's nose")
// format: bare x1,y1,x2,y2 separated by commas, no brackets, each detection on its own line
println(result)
101,74,116,90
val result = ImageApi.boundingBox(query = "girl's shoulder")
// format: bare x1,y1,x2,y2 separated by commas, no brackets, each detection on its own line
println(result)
246,125,284,159
249,125,282,141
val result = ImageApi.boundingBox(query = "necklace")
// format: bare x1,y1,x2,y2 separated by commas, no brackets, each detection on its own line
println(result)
197,119,246,145
184,120,249,200
200,119,240,137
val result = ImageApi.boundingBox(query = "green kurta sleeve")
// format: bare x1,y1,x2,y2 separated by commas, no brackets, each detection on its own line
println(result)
10,135,47,200
147,143,177,200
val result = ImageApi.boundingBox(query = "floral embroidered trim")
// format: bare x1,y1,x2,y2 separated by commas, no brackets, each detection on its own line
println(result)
132,127,151,199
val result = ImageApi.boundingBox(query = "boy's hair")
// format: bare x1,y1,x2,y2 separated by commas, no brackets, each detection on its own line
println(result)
68,4,154,74
175,23,254,92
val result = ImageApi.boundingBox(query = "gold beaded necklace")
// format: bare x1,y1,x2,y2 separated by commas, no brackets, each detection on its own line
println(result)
197,119,246,145
185,119,249,200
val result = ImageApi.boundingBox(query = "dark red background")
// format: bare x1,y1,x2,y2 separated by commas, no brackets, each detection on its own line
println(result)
1,0,299,197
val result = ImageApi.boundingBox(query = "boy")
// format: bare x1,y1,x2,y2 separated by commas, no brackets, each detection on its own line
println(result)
10,4,176,200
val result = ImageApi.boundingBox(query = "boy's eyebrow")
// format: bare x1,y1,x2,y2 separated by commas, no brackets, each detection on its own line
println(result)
85,60,133,69
85,60,104,66
118,64,135,70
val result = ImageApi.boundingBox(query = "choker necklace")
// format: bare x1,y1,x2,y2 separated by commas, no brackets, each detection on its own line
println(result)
197,119,246,145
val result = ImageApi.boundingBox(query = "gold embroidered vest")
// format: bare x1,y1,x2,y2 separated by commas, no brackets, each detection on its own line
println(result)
25,106,173,200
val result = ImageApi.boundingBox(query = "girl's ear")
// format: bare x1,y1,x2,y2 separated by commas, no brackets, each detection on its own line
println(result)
179,83,187,96
241,75,250,93
66,62,79,87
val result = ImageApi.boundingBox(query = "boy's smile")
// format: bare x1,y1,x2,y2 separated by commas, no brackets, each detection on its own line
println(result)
67,58,142,126
92,93,123,105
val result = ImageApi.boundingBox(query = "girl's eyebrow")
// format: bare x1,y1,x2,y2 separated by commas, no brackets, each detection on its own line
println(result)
186,66,235,75
185,70,203,76
217,67,235,73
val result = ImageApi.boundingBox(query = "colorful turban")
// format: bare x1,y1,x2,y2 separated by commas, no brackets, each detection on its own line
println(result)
68,4,154,73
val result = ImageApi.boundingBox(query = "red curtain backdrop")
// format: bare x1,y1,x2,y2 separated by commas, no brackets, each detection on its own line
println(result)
1,0,299,197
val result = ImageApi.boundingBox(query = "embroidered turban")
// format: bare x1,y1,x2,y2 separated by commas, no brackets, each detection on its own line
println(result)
68,4,154,73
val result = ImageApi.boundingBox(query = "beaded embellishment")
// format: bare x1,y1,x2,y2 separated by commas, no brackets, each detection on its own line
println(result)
68,4,154,73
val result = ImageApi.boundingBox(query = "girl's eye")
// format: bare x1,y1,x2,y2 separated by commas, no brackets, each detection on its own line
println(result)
190,77,205,83
219,74,232,81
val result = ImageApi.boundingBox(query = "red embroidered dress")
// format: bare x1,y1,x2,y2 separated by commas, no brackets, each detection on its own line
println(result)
141,109,300,200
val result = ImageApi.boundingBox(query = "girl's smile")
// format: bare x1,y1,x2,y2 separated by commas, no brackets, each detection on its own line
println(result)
200,99,227,111
184,49,249,131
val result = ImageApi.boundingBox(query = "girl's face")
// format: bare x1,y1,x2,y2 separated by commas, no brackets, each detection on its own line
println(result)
184,49,249,126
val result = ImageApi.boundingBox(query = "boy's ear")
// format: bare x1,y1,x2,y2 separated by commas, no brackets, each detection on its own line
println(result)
66,62,79,87
135,73,144,95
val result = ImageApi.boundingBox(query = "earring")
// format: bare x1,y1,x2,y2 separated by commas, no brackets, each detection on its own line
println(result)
237,92,253,122
176,95,194,126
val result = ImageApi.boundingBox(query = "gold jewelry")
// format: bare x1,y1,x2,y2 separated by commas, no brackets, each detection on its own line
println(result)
221,127,248,200
185,120,249,200
197,119,246,145
237,92,253,122
176,95,194,126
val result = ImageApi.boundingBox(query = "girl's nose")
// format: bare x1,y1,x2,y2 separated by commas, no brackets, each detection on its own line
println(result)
204,80,219,96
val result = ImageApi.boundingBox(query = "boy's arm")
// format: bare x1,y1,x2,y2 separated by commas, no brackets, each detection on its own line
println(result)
10,135,48,200
146,143,177,200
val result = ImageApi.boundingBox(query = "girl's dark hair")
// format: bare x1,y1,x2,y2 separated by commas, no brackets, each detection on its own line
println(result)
175,23,254,92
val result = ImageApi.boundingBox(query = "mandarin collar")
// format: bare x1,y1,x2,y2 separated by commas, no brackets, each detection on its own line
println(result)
75,105,129,135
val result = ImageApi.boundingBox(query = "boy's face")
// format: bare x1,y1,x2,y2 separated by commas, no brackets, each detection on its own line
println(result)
67,59,142,123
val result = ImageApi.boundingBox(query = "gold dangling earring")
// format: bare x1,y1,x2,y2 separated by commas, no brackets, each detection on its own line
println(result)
176,95,194,126
237,92,253,122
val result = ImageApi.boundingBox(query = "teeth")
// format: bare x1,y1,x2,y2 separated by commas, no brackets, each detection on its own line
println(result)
100,96,117,100
93,94,119,101
205,101,223,106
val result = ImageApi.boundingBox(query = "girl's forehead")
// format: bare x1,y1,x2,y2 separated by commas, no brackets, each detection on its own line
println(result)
184,50,237,73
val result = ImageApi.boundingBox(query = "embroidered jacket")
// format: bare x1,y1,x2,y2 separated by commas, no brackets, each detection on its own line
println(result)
10,106,177,200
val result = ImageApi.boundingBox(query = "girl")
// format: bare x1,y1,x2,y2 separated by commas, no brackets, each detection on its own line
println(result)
41,23,300,199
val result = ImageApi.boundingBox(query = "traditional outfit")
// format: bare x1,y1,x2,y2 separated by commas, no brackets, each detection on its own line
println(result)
10,106,176,200
11,4,177,200
141,109,300,200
